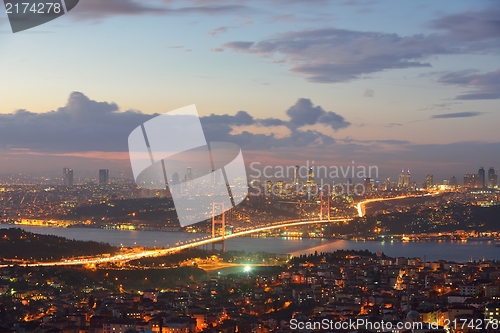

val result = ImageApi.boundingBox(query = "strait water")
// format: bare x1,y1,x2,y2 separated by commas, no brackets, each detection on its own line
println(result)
1,224,498,262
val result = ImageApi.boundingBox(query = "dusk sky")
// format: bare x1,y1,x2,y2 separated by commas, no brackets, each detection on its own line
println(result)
0,0,499,182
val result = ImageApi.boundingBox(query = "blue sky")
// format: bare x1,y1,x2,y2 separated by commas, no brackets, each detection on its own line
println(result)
0,0,499,182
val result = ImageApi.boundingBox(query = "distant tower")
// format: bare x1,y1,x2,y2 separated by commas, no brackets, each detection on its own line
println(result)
186,167,193,182
464,174,472,187
308,167,314,185
63,168,74,186
266,181,273,195
293,165,299,186
99,169,109,185
405,170,411,188
478,167,486,188
398,169,405,188
385,177,391,191
171,172,180,195
364,178,372,194
471,174,478,188
488,167,497,188
449,175,457,187
425,174,433,189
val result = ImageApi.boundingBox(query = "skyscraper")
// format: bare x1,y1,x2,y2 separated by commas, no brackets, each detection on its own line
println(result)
471,174,478,188
171,172,180,185
488,167,497,188
186,167,193,182
266,180,272,195
364,178,372,194
385,177,391,191
405,170,411,188
293,165,299,185
99,169,109,185
463,174,473,187
478,167,486,188
307,167,314,185
398,169,405,188
425,174,433,189
449,175,457,187
63,168,73,186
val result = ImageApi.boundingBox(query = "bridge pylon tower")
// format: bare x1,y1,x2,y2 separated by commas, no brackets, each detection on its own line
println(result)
319,190,331,222
319,190,331,238
211,202,226,253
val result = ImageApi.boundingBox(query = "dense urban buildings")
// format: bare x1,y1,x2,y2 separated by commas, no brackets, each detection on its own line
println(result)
464,167,497,189
0,249,500,333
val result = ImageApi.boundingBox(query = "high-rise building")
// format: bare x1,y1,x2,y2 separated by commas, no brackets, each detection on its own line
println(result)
307,167,314,184
464,174,473,187
398,169,405,188
471,174,478,188
385,177,391,191
63,167,73,186
478,167,486,188
405,170,411,188
99,169,109,185
293,165,299,185
186,167,193,182
425,174,433,189
171,172,180,185
488,167,497,188
170,172,181,195
276,181,284,194
266,180,273,195
364,178,372,194
449,175,457,187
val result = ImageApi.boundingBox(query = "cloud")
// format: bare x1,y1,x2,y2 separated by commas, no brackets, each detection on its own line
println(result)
0,92,156,153
417,102,461,111
429,7,500,43
223,41,254,50
222,28,441,83
364,89,374,97
220,7,500,83
202,110,255,126
272,14,295,22
437,69,500,100
70,0,251,20
384,123,402,127
340,138,410,145
285,98,350,130
258,118,287,126
0,93,350,154
431,112,484,119
341,0,378,6
0,93,498,178
200,98,350,149
207,26,231,37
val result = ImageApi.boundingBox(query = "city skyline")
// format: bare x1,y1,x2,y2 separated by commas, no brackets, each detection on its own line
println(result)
43,164,500,189
0,1,499,183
